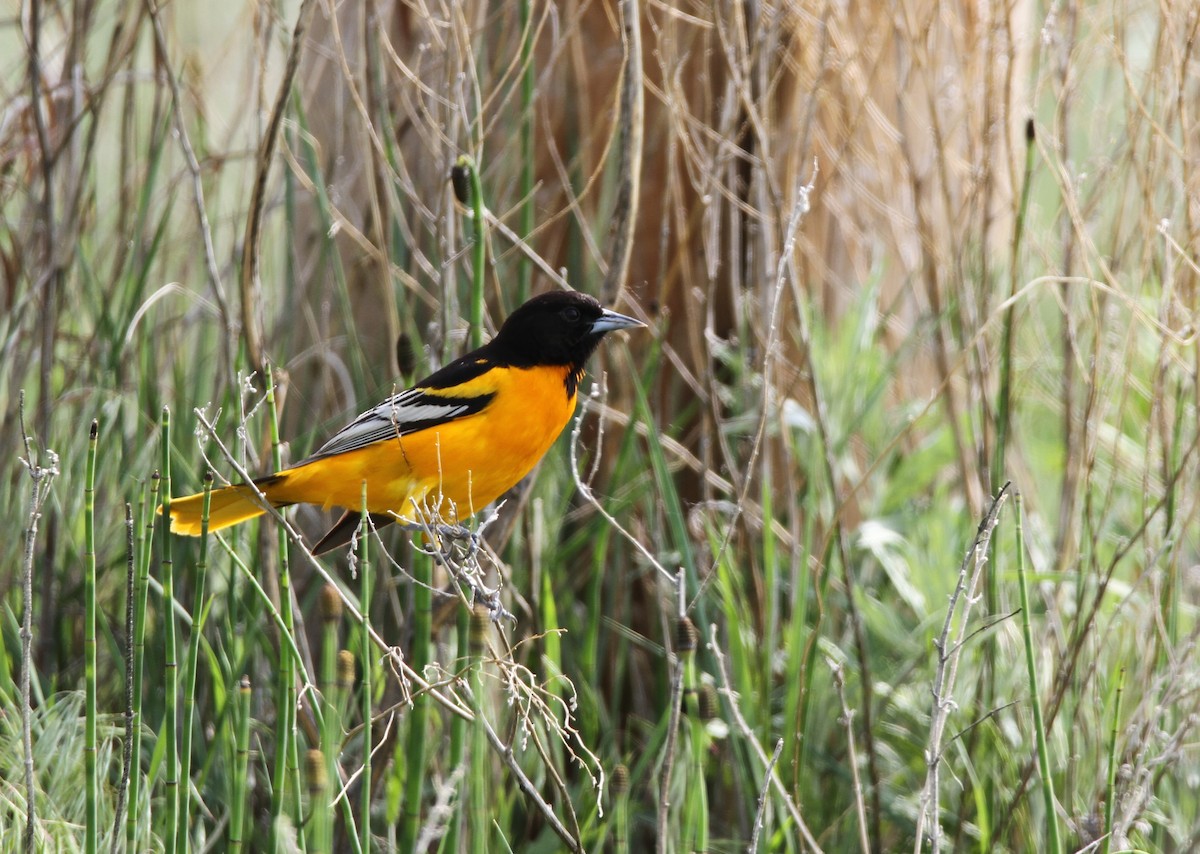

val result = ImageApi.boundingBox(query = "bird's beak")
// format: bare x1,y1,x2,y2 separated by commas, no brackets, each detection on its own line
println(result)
591,308,646,333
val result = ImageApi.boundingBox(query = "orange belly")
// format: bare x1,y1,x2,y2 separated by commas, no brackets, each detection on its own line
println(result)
271,364,577,522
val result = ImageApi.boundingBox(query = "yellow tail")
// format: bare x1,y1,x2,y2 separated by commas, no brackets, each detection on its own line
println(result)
163,475,289,536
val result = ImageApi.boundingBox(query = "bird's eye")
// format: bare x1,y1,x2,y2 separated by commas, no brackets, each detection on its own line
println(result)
562,307,581,322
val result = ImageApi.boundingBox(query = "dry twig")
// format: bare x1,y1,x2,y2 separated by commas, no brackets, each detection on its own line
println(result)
915,483,1011,854
18,391,60,852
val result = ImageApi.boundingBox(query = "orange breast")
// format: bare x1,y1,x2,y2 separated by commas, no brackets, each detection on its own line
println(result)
272,364,577,523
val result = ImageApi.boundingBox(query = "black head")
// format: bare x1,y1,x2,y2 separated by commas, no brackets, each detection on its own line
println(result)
489,291,644,373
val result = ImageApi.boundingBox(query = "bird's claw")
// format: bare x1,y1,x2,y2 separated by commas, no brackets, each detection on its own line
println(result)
477,588,516,625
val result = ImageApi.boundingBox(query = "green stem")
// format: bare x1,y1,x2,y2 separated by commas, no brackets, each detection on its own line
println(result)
685,714,710,852
677,618,706,851
308,748,329,854
468,605,489,854
319,587,342,854
399,549,433,853
230,676,251,852
440,592,471,854
84,420,98,854
160,407,180,854
180,473,214,845
112,503,136,844
612,765,630,854
128,477,157,849
761,465,778,697
993,118,1037,491
1015,493,1061,854
266,365,305,847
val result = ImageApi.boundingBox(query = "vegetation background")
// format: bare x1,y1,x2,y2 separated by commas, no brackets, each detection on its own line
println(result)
2,0,1198,851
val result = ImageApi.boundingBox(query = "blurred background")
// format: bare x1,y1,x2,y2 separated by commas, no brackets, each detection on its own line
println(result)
2,0,1198,850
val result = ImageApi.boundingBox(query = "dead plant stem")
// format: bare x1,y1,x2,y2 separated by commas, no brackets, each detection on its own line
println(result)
18,391,60,852
915,483,1010,854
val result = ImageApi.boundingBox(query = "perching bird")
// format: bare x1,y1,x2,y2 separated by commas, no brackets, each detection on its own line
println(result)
164,290,644,553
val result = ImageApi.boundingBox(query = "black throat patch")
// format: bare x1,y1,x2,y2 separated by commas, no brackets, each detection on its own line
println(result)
565,365,585,399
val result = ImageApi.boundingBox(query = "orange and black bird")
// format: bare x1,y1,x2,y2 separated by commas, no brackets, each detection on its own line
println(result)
165,290,644,553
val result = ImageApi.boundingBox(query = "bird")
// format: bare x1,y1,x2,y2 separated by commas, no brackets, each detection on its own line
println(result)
164,290,645,553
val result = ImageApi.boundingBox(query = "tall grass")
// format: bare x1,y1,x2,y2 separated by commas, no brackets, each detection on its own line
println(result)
3,0,1199,851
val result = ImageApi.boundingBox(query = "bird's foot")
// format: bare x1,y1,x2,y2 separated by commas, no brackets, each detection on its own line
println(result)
476,587,516,625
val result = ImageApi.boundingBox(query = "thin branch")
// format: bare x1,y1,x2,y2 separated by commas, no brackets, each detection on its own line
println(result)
747,739,783,854
18,391,60,853
914,483,1010,854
